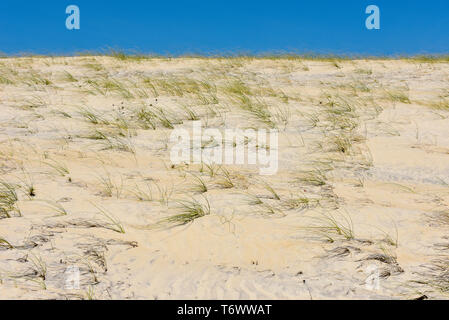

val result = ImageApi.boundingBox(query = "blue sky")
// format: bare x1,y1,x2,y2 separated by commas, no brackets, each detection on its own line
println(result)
0,0,447,56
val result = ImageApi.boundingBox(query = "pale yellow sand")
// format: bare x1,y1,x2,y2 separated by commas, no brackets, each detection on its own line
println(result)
0,56,448,299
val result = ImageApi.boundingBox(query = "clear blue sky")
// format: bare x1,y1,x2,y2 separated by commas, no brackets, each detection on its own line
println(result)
0,0,447,56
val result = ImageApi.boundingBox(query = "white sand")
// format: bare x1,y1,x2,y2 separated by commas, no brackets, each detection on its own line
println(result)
0,56,448,299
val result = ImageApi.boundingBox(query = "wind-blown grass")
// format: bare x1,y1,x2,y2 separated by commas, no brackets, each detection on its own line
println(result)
385,89,411,104
0,181,19,219
97,172,123,199
40,200,68,216
307,211,355,242
216,167,234,189
189,173,208,194
163,196,211,226
92,203,125,234
42,159,69,176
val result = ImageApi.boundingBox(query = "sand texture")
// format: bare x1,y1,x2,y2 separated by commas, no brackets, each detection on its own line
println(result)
0,56,448,299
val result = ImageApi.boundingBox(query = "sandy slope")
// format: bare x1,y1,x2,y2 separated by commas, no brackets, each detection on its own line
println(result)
0,56,448,299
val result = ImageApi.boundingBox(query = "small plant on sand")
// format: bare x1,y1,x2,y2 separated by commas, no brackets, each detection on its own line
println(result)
62,71,78,82
283,194,319,211
19,95,49,110
430,99,449,111
24,72,52,87
327,134,354,154
223,79,275,127
77,255,100,284
354,68,372,75
130,180,154,202
85,129,108,141
0,75,14,84
0,181,20,218
0,75,14,85
424,258,449,294
216,167,234,189
164,196,211,226
260,180,281,200
29,253,47,280
112,111,133,131
17,169,36,198
42,159,69,176
376,221,399,248
84,62,104,72
153,107,182,129
245,193,263,206
385,89,411,104
104,79,134,99
307,211,355,242
79,106,109,125
85,286,96,300
273,105,291,128
97,172,123,199
331,60,342,69
0,237,13,249
189,173,208,194
41,200,68,216
298,169,327,187
259,201,284,216
92,203,125,234
100,132,136,154
200,162,221,177
181,105,200,121
154,182,174,206
135,106,157,130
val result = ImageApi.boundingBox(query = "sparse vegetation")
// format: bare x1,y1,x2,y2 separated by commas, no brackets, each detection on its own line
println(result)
0,55,448,299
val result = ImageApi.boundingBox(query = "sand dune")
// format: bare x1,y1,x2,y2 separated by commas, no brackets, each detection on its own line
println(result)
0,56,448,299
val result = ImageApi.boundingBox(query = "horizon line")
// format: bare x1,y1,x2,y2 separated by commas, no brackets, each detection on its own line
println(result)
1,49,448,62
